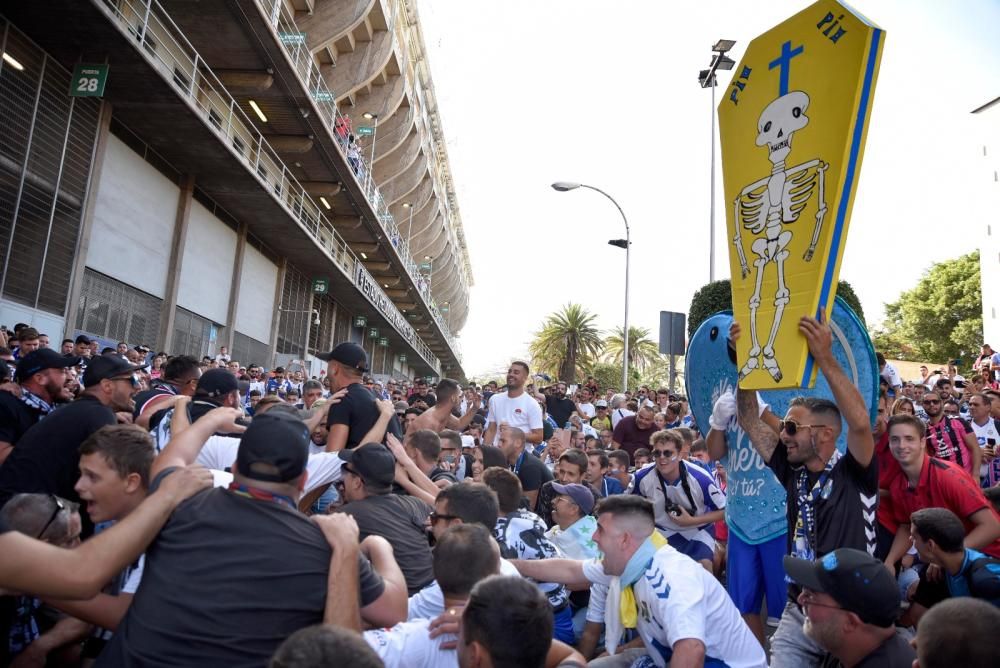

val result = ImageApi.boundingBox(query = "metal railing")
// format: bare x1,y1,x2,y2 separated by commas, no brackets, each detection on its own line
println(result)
94,0,443,372
254,0,462,354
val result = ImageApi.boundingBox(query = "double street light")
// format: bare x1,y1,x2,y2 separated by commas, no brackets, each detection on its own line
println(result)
551,182,631,392
697,39,736,283
362,111,379,195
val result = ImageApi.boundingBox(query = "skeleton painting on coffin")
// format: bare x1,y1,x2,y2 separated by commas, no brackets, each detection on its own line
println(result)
718,0,885,390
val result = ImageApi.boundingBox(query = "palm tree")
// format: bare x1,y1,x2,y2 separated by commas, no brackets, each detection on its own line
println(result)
528,304,604,383
605,326,661,374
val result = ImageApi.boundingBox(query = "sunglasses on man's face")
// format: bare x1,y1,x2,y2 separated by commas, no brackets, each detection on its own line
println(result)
651,448,677,460
36,494,65,539
779,419,826,436
922,399,941,405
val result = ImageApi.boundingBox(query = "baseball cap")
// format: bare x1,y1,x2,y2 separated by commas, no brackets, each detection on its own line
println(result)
393,400,409,415
595,399,608,408
235,412,310,483
317,342,369,373
338,443,395,490
82,355,147,388
196,368,239,398
783,548,900,628
551,483,595,515
16,349,80,382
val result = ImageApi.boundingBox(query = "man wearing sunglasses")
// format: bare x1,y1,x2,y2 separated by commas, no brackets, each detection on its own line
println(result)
735,314,877,668
0,355,146,538
921,389,980,480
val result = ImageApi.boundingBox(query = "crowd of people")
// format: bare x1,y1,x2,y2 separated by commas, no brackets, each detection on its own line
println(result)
0,318,998,667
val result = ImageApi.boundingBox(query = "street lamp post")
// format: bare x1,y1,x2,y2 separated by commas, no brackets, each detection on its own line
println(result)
363,112,379,197
551,182,630,392
698,39,736,283
402,201,414,250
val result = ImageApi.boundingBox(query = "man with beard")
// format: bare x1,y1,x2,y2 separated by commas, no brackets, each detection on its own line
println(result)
483,362,543,448
0,349,79,464
735,315,876,668
0,355,147,537
921,388,981,480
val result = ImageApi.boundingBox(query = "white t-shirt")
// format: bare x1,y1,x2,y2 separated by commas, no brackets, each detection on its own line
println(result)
364,619,457,668
611,407,635,429
196,435,343,494
582,545,766,668
407,558,519,620
880,362,902,388
577,402,596,419
484,392,543,445
971,418,1000,477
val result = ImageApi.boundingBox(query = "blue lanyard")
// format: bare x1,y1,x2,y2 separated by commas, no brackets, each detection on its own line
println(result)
512,450,526,475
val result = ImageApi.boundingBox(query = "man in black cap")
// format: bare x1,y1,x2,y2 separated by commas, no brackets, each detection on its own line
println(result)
319,342,401,451
0,355,146,536
336,442,435,595
98,407,407,667
784,548,914,667
0,349,78,463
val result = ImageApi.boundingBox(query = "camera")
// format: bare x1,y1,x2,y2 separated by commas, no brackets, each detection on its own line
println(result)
664,500,682,517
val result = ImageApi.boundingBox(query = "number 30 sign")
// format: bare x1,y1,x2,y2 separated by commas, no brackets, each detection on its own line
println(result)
70,64,109,98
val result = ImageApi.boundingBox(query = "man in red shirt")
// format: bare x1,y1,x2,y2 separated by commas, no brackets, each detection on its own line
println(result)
882,414,1000,571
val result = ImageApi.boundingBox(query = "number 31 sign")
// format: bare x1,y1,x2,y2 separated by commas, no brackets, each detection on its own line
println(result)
70,64,109,98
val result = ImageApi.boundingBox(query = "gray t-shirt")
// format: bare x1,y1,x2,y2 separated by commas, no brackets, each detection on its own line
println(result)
339,493,434,595
96,470,384,667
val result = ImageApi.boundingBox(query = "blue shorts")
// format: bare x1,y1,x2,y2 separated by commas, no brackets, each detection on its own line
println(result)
727,531,787,622
665,532,715,564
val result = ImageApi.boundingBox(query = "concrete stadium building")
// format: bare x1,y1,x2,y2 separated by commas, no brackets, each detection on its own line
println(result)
0,0,471,380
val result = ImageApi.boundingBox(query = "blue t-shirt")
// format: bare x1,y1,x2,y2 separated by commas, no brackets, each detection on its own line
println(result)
719,426,787,545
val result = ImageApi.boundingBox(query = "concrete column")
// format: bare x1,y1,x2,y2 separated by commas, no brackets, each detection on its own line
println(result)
267,258,288,368
63,101,112,340
224,222,248,351
156,174,196,352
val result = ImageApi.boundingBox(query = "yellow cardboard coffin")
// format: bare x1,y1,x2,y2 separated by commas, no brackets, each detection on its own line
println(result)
718,0,884,389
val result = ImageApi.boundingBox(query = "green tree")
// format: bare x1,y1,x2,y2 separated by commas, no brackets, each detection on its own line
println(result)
873,251,982,362
604,326,661,375
639,354,686,394
687,279,866,336
588,362,623,393
528,303,604,383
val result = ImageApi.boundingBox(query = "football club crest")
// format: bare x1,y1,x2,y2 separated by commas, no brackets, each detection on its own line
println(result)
718,0,884,389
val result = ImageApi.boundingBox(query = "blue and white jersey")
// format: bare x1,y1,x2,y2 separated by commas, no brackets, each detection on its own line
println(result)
633,461,726,545
582,545,767,668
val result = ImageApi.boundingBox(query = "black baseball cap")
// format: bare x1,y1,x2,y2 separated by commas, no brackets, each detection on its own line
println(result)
16,349,80,382
81,354,147,388
235,412,310,483
338,443,395,490
783,548,900,628
317,342,369,373
196,368,240,398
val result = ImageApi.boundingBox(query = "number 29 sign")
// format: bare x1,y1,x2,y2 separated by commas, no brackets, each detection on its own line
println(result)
70,64,109,98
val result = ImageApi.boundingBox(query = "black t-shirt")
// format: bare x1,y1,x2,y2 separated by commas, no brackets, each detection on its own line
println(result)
768,442,879,560
514,450,553,494
0,392,45,446
546,396,576,428
820,629,915,668
338,493,434,595
407,391,436,407
97,470,384,668
0,395,116,536
327,383,402,449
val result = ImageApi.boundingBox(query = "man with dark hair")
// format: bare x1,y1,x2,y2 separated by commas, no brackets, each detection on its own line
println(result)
98,409,406,665
783,548,913,667
912,597,1000,668
458,576,586,668
481,467,574,644
607,450,632,489
410,378,480,433
920,388,980,479
497,426,552,509
882,414,1000,573
0,355,146,537
405,429,457,487
586,448,625,498
907,507,1000,612
535,448,594,529
133,354,201,429
363,525,501,666
13,327,40,359
337,442,435,595
0,349,78,463
320,342,402,451
735,315,876,668
270,625,383,668
483,362,543,447
61,339,74,355
511,495,765,667
407,378,437,408
300,380,324,411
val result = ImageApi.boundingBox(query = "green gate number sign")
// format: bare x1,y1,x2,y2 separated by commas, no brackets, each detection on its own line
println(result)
70,64,109,97
356,126,374,136
311,278,329,294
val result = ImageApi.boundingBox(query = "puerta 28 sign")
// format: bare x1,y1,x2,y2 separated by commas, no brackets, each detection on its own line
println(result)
719,0,884,390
